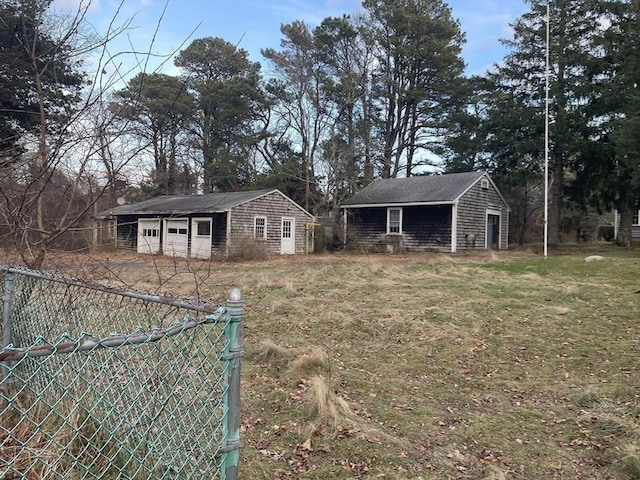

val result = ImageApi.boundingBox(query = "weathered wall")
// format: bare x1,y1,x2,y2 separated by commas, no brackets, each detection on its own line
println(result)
229,192,313,254
456,180,509,249
346,205,452,252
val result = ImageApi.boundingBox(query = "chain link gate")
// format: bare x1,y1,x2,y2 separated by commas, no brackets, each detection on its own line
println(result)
0,267,243,479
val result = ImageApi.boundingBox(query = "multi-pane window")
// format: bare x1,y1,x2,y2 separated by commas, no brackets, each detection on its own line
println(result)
387,208,402,234
634,211,639,226
282,220,292,238
142,228,158,237
254,216,267,239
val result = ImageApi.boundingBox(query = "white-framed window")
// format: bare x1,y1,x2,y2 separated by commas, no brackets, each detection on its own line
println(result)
195,220,211,236
481,178,489,189
634,211,639,226
254,216,267,240
387,207,402,234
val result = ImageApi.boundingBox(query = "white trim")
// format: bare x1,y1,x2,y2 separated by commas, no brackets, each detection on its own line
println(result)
451,201,458,253
253,215,267,240
163,218,189,258
344,200,454,209
386,207,403,234
485,209,502,249
192,217,212,237
137,219,161,254
343,210,348,246
190,217,212,259
456,173,511,213
280,217,295,254
225,211,231,257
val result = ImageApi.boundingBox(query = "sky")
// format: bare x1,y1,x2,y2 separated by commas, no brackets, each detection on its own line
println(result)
53,0,530,80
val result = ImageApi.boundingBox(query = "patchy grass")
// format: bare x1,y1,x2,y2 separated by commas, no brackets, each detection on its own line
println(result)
7,247,640,479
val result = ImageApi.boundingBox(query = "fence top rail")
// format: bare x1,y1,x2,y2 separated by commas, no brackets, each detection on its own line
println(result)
0,307,227,362
2,266,220,314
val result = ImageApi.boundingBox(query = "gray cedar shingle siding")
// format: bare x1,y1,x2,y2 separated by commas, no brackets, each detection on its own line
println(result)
229,191,313,254
456,179,509,249
404,205,452,250
96,189,313,256
346,205,452,251
342,172,510,252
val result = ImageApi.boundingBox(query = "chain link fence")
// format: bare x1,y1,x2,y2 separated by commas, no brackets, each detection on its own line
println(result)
0,266,243,479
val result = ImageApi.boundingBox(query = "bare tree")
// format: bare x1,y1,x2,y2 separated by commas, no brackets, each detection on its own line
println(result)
0,0,178,268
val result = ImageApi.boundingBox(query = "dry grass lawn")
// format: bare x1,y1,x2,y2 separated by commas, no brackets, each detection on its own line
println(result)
3,245,640,479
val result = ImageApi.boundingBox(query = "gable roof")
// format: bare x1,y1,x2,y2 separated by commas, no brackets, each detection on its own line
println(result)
342,171,488,207
95,189,311,218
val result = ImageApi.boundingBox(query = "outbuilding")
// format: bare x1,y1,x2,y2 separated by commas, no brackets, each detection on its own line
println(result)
341,171,510,253
95,189,314,258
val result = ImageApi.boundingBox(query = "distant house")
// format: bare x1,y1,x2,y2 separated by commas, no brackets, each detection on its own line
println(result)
614,210,640,240
341,171,510,253
94,189,314,258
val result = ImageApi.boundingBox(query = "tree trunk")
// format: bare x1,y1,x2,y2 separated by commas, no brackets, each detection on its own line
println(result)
547,148,563,246
616,176,634,247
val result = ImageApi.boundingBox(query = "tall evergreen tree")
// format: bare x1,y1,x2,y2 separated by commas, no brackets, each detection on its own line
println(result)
496,0,601,245
576,0,640,245
113,73,196,195
175,37,264,192
314,15,375,210
262,21,331,211
0,0,83,163
363,0,465,178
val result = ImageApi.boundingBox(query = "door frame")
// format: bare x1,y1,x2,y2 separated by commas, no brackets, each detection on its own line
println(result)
190,217,212,259
280,217,295,254
485,209,502,249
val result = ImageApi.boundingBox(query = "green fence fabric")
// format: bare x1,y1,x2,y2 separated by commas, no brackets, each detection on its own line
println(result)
0,267,242,480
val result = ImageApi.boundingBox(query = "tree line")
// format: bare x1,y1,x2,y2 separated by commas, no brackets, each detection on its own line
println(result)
0,0,638,266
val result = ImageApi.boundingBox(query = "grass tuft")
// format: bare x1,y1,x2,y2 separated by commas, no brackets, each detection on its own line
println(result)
618,443,640,479
288,347,330,377
303,375,356,434
249,338,292,366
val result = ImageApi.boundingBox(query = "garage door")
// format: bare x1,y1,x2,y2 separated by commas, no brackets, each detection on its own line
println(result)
164,219,189,258
137,219,161,254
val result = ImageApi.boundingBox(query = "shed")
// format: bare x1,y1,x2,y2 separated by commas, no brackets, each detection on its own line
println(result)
341,171,510,253
94,189,314,258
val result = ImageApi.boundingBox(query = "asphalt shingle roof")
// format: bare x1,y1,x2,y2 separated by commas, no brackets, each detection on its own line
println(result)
342,171,485,206
97,189,275,217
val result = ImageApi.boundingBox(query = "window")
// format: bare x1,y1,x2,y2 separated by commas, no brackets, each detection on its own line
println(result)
481,178,489,189
168,227,178,234
282,220,291,238
634,211,639,226
196,220,211,236
143,228,158,237
254,216,267,240
387,208,402,234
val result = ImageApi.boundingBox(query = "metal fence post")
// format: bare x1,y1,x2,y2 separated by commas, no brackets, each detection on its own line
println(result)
1,270,15,387
222,288,243,480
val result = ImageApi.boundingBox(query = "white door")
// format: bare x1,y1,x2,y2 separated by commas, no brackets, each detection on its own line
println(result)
280,217,295,254
164,219,189,258
137,219,161,254
191,218,212,259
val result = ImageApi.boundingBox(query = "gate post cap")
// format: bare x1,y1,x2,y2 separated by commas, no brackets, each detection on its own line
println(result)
228,288,243,302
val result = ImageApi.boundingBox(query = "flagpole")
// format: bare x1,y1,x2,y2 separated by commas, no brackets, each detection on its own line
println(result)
544,1,550,258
